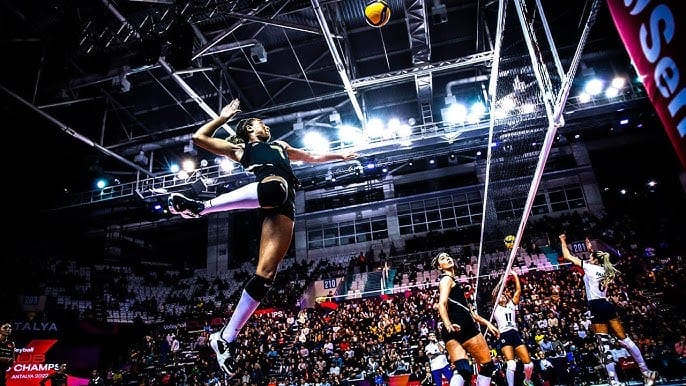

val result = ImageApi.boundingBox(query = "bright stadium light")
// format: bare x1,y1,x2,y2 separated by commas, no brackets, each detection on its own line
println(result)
303,131,330,154
364,118,384,139
584,78,604,95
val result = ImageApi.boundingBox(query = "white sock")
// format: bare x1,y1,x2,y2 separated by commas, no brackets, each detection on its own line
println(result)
220,290,260,343
450,374,464,386
619,336,649,373
475,374,490,386
506,360,516,386
605,361,617,381
202,182,260,215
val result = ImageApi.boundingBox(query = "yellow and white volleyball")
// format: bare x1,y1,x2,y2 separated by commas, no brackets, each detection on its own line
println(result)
504,234,516,249
364,0,391,28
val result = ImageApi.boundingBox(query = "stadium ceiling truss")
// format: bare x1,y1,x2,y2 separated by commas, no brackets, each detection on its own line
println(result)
0,0,638,211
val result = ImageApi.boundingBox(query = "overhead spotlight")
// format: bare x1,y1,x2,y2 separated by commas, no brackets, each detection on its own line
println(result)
250,43,268,64
448,152,458,165
442,103,467,124
578,92,592,103
611,77,626,89
303,131,329,153
365,118,384,139
397,124,412,138
95,178,108,190
181,159,196,172
605,87,619,98
584,78,604,95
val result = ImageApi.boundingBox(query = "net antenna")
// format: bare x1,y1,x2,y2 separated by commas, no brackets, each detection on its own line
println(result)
470,0,603,331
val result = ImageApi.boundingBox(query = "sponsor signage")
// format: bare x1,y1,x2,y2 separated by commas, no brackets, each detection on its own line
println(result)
607,0,686,169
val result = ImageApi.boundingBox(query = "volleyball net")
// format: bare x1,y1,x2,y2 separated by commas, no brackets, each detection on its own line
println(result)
473,0,602,323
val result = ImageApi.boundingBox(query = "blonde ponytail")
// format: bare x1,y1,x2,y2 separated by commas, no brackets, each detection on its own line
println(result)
594,251,620,288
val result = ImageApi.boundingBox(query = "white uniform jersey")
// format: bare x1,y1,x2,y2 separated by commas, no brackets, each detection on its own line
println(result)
424,341,449,371
493,300,518,333
582,262,607,300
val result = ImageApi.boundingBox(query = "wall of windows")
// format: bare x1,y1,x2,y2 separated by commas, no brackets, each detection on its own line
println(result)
397,190,483,236
305,184,586,251
307,216,388,250
495,183,587,219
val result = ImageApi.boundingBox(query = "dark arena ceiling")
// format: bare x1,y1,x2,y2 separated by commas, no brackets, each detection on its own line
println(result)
0,0,653,235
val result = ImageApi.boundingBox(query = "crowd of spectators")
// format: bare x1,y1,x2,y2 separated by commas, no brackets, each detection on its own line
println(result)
7,209,686,386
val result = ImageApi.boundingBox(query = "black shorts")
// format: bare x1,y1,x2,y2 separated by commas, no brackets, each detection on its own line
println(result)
588,298,618,323
259,186,296,221
498,329,525,348
440,317,481,344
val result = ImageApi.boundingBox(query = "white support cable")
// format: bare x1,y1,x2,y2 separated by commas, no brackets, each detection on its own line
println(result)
311,0,365,123
482,0,594,331
513,0,555,122
485,0,593,330
553,0,602,126
474,0,508,309
534,0,565,83
485,103,567,334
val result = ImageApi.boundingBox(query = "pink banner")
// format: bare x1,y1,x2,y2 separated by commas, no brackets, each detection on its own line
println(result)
606,0,686,169
6,340,90,386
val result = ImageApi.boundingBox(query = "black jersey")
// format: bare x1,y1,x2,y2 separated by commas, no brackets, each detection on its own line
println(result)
240,141,299,187
440,274,480,343
0,338,14,368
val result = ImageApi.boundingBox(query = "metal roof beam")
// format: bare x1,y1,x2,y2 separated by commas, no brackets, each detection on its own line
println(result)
223,12,333,36
0,84,153,176
311,0,364,123
404,0,434,125
351,51,494,89
191,2,276,61
101,0,234,135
